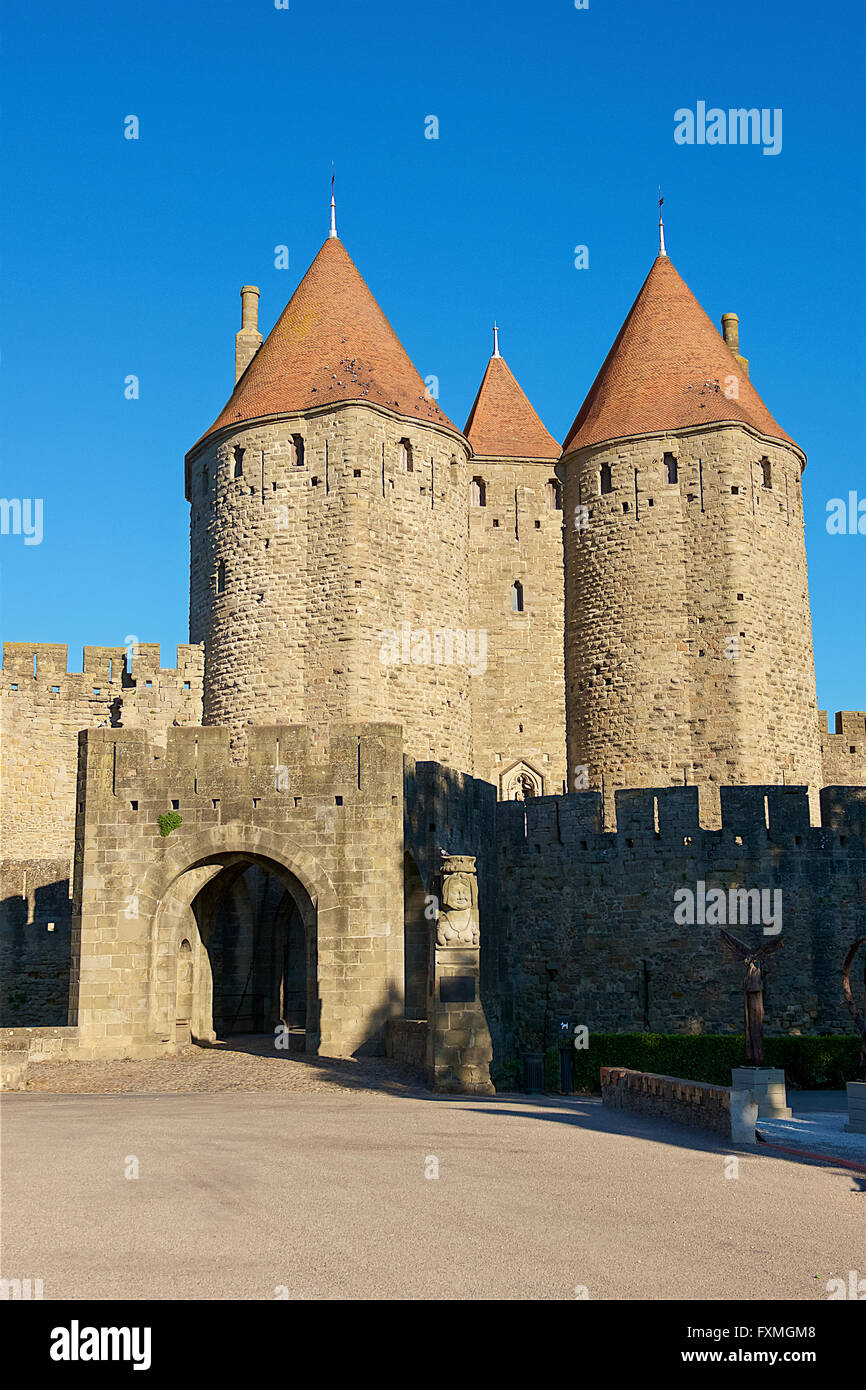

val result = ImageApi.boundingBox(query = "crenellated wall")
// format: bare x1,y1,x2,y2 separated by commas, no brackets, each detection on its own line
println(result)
1,642,203,863
69,722,405,1058
819,709,866,787
494,782,866,1050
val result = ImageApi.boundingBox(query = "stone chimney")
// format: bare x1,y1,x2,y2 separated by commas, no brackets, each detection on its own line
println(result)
235,285,263,383
721,312,749,378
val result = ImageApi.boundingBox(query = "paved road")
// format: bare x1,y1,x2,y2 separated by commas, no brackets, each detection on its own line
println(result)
1,1090,861,1300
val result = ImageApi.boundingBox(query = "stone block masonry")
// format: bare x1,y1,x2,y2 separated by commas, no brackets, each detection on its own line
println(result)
600,1066,741,1140
69,722,407,1060
495,783,866,1050
819,710,866,787
562,426,822,820
467,455,567,797
1,642,203,861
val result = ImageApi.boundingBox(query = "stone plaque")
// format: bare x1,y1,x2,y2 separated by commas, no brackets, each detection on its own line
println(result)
440,975,476,1004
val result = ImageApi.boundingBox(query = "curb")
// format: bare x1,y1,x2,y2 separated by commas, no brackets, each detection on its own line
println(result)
756,1132,866,1174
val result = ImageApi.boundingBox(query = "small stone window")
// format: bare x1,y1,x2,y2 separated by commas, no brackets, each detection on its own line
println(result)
761,458,772,489
398,438,414,472
600,464,613,495
664,453,678,484
545,479,562,510
511,580,524,612
470,476,486,507
291,434,305,466
217,560,226,595
184,681,191,690
233,446,245,478
51,685,60,693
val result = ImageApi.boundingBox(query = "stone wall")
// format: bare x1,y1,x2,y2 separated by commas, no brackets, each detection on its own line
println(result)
187,403,474,771
495,783,866,1052
69,722,406,1059
1,642,203,861
467,455,567,797
0,859,72,1024
561,426,821,820
820,710,866,787
600,1066,734,1138
385,1018,427,1070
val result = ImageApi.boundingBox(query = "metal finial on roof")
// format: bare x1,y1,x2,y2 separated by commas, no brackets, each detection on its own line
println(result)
492,322,501,357
329,163,337,239
658,187,667,257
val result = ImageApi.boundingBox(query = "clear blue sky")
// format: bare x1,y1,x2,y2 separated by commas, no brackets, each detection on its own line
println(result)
1,0,863,720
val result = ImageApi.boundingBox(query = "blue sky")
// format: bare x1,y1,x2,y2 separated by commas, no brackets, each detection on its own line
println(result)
1,0,863,719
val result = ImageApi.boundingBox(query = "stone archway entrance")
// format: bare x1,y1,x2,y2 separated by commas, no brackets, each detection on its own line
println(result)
147,843,322,1056
190,860,311,1045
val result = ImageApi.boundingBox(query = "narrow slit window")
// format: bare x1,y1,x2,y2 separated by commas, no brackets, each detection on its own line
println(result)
233,446,245,478
600,464,612,495
470,476,486,507
398,438,414,472
216,560,226,595
664,452,678,484
545,479,562,510
291,434,305,467
761,458,772,489
511,580,524,612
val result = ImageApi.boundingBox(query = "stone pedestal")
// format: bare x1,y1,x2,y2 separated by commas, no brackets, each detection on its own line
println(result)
731,1066,792,1119
426,853,494,1095
844,1080,866,1134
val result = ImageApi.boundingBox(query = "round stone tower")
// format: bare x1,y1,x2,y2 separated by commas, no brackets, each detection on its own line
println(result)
560,249,822,818
185,228,473,768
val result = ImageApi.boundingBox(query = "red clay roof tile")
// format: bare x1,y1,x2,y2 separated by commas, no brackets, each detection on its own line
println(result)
464,355,560,460
562,255,798,456
189,237,457,456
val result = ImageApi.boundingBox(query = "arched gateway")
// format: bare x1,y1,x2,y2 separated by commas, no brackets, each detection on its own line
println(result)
69,724,407,1062
145,826,328,1053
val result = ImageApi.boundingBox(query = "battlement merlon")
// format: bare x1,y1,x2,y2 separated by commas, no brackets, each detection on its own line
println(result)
2,642,204,682
498,783,866,849
819,709,866,739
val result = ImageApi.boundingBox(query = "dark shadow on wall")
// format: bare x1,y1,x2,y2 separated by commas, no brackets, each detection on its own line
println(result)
0,877,73,1025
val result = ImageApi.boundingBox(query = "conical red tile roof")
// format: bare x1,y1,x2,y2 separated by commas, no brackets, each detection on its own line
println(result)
562,255,799,456
464,355,560,459
189,237,457,456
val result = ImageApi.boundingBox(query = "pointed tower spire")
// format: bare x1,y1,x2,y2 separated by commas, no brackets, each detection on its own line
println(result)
329,163,337,239
465,346,560,459
658,188,666,257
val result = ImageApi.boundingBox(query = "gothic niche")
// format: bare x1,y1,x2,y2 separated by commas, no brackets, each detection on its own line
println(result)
501,761,543,802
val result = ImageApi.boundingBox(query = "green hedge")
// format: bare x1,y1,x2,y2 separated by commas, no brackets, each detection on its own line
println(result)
541,1033,860,1092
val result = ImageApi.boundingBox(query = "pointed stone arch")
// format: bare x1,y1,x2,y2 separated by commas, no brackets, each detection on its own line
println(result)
500,759,544,802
